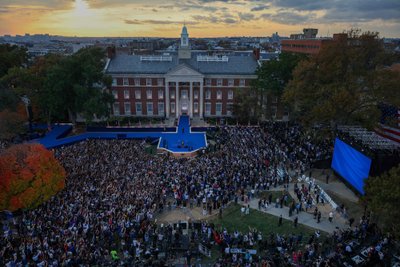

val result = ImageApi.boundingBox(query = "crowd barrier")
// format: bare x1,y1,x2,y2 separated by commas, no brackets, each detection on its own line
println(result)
298,175,338,210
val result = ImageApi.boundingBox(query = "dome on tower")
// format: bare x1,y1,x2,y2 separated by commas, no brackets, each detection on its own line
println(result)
181,25,188,35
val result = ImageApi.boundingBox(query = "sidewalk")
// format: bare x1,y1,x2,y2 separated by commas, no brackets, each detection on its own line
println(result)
242,174,355,234
245,198,346,234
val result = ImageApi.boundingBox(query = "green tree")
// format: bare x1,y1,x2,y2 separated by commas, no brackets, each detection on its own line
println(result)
0,110,26,140
235,52,306,121
0,44,27,77
233,87,258,123
0,85,20,112
0,44,28,112
283,30,400,127
41,47,114,125
363,164,400,238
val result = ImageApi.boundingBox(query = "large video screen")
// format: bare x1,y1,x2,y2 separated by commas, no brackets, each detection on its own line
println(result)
331,138,372,195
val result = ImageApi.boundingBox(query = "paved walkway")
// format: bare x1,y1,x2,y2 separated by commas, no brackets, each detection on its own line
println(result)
310,168,359,203
245,198,345,234
240,174,358,234
318,181,359,202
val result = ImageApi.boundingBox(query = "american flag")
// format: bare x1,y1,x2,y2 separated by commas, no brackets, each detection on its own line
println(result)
376,103,400,144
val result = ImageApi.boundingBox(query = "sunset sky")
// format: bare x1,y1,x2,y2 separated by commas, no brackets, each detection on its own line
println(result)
1,0,399,38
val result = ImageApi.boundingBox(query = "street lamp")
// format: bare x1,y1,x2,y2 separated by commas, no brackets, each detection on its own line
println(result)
20,95,33,133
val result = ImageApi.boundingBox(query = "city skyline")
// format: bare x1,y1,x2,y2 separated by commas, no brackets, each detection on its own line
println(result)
1,0,400,38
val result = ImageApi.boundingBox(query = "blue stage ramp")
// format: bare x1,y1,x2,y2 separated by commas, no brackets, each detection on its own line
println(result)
34,116,207,154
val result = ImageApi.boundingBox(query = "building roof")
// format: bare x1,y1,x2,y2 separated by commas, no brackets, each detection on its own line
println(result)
181,25,188,35
106,54,258,75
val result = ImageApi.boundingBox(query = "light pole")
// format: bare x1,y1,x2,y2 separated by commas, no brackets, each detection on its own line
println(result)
20,95,33,133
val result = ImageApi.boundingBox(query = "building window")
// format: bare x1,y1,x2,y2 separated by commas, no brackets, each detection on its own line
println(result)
205,79,211,86
217,79,223,86
239,79,245,87
146,89,152,99
124,102,131,115
136,102,142,115
181,90,188,99
205,102,211,116
112,78,117,86
123,78,129,86
157,78,163,86
205,90,211,100
194,90,198,99
228,90,233,100
171,102,175,113
216,103,222,116
216,90,222,100
227,103,233,116
194,102,199,113
158,102,164,115
135,90,141,99
112,90,118,99
146,78,152,86
113,103,120,115
228,79,234,87
171,90,175,99
134,78,140,86
158,89,164,99
124,90,130,99
147,102,153,115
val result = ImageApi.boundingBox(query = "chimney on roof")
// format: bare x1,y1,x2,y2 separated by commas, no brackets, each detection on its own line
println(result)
106,46,115,59
253,48,260,60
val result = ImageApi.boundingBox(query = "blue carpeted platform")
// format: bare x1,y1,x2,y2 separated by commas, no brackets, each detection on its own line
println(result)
158,115,207,153
35,116,207,153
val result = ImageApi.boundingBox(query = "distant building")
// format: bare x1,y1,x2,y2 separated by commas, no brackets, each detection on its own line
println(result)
281,29,346,55
281,39,331,55
105,26,259,118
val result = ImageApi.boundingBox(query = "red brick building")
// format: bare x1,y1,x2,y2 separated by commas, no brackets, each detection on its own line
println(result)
105,26,258,119
281,38,332,55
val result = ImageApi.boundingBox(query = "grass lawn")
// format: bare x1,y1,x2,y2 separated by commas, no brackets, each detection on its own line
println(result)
203,204,330,261
212,204,318,238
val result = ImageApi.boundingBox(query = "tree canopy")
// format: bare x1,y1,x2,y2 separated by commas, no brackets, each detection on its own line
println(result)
283,30,400,127
0,46,114,125
0,44,30,140
0,44,27,78
234,52,306,122
0,144,66,211
363,164,400,238
0,110,26,140
40,47,114,124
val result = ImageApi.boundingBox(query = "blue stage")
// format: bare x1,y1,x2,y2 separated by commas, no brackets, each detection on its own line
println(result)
35,116,207,153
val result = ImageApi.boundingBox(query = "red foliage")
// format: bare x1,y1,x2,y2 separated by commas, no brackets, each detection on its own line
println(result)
0,143,66,211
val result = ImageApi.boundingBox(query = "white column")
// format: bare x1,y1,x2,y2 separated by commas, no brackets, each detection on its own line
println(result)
165,81,169,117
175,82,179,118
199,81,204,118
189,81,193,118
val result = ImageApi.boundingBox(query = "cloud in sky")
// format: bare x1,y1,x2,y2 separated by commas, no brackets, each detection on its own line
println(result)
124,19,197,25
0,0,399,37
261,11,317,25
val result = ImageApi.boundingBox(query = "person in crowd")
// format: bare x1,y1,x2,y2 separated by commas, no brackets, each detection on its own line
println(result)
2,123,387,267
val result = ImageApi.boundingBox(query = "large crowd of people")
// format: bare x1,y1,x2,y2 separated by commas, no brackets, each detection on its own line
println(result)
0,123,395,266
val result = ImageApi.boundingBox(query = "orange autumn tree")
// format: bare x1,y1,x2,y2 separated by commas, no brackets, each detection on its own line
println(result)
0,144,66,211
